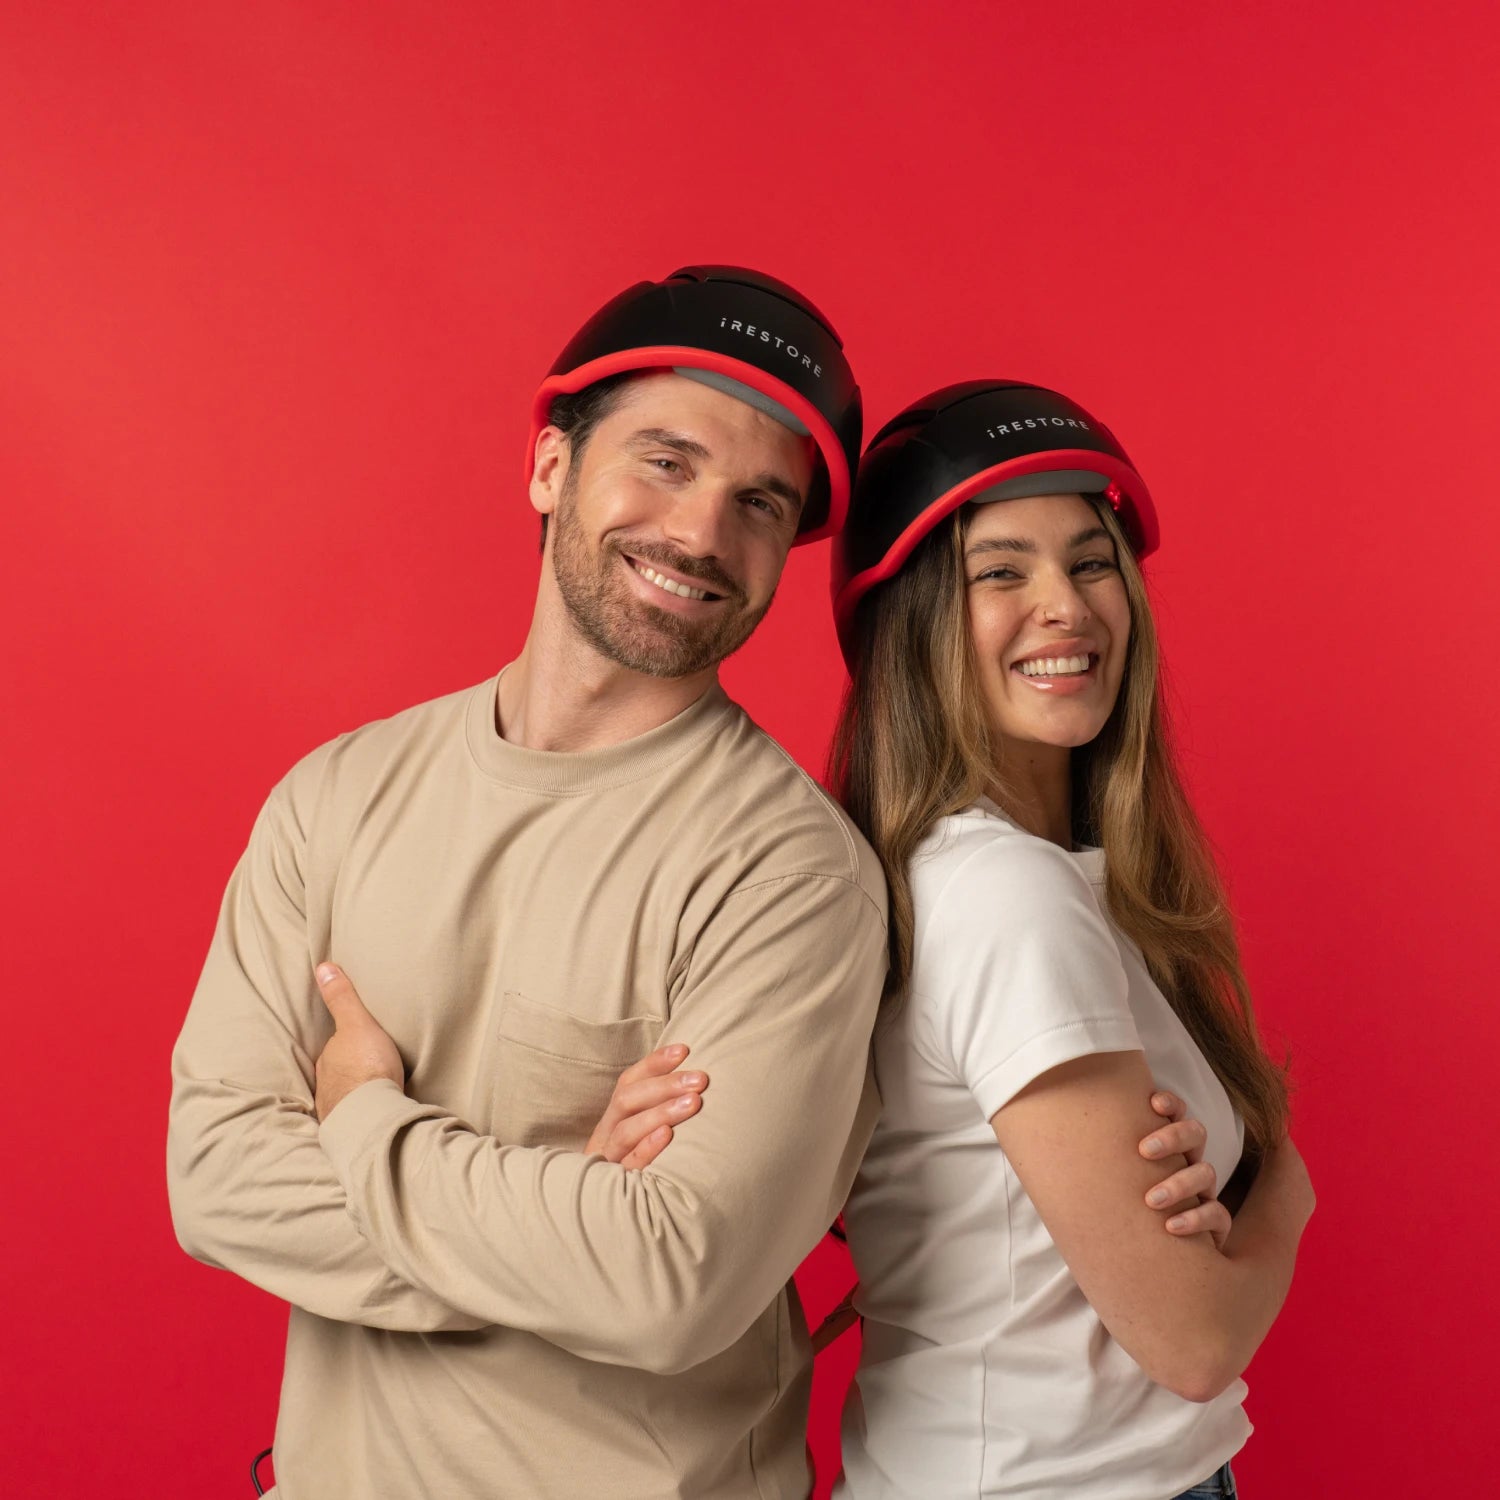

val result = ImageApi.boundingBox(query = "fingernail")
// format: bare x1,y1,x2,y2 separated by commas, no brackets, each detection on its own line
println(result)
1148,1188,1169,1206
665,1044,688,1060
316,964,339,985
678,1073,706,1090
1166,1215,1187,1231
671,1094,697,1114
1143,1138,1164,1157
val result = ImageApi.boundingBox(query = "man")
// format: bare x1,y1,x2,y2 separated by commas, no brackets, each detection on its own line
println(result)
168,266,883,1499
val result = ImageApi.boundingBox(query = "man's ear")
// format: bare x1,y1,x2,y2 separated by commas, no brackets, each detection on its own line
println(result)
529,427,569,517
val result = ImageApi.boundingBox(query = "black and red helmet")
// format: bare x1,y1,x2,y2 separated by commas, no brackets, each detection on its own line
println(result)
831,380,1157,662
529,266,862,545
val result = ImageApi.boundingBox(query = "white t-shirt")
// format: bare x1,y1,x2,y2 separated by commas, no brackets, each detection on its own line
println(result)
837,799,1251,1500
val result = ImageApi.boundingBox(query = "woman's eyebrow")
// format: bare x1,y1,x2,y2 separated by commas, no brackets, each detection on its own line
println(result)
966,536,1035,557
965,525,1112,559
1069,525,1111,547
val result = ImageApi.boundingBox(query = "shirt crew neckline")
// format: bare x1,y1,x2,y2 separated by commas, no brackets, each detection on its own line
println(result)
464,669,735,794
973,794,1107,885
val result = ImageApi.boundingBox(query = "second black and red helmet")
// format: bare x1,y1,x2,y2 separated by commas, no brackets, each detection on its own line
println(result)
832,380,1158,663
530,265,862,545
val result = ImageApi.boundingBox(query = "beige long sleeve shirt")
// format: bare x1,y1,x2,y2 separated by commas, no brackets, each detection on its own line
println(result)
167,673,886,1499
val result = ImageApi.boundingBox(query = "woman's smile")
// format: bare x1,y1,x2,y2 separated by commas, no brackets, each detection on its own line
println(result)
1010,638,1102,695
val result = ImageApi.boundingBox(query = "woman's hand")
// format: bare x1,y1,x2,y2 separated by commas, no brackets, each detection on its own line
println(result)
1139,1090,1232,1249
585,1044,708,1170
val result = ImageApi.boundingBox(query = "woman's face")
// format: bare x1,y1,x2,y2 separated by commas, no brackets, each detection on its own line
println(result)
963,492,1132,759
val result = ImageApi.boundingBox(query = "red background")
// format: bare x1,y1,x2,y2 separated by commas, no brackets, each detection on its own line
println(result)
4,2,1496,1494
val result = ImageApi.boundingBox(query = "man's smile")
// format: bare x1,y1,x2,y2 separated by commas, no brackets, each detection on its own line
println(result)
623,553,725,604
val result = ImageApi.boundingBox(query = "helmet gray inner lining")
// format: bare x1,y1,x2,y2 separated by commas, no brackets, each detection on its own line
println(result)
672,367,810,437
971,470,1109,504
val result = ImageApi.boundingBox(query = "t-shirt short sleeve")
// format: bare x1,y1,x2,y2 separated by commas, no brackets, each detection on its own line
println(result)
916,828,1142,1121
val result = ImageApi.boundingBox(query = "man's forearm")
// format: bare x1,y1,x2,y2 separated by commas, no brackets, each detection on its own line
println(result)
170,764,486,1333
319,1082,733,1371
169,1072,487,1332
317,874,886,1373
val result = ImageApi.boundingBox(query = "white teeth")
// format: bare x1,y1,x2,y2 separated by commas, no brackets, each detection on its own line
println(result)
635,563,710,601
1017,654,1092,677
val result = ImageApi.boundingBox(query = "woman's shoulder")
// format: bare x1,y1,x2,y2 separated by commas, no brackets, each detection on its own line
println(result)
912,801,1096,917
908,803,1114,982
902,803,1136,1088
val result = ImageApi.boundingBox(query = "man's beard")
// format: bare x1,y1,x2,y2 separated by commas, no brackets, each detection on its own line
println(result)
549,491,772,679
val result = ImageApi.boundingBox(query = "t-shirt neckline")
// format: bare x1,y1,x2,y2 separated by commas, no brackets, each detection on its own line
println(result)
973,794,1107,884
464,669,734,794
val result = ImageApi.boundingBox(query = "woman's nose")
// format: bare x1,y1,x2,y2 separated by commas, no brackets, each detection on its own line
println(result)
1035,570,1090,627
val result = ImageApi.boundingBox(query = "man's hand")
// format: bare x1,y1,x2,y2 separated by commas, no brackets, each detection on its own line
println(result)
1138,1089,1233,1249
585,1044,708,1170
313,963,405,1122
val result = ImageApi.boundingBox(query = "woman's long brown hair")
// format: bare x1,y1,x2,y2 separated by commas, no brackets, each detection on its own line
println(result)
829,499,1290,1159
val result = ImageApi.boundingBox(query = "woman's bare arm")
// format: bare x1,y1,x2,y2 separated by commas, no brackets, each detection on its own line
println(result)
992,1049,1314,1402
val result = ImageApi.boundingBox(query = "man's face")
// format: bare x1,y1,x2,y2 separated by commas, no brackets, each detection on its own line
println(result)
535,372,816,678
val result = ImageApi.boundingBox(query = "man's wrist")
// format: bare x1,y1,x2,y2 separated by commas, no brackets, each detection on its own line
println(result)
320,1073,381,1124
318,1077,414,1174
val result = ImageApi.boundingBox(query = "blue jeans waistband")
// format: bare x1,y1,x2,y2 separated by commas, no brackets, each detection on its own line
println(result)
1173,1461,1237,1499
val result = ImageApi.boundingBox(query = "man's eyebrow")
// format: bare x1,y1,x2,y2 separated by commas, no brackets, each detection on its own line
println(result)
626,428,713,461
628,429,805,513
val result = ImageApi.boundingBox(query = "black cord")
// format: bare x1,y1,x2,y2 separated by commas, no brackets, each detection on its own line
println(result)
251,1446,274,1496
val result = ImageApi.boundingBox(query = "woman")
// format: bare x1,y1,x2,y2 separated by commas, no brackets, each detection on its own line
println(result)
826,381,1314,1500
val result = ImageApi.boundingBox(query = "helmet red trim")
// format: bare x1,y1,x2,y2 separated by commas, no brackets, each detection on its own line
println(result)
530,348,851,545
833,448,1154,661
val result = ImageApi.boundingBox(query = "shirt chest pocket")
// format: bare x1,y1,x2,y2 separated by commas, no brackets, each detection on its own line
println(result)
480,991,664,1151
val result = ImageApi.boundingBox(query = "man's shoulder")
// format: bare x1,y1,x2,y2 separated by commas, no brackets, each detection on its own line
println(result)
694,701,886,919
272,676,483,814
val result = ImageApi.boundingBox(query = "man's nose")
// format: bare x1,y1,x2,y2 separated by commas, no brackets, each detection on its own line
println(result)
660,485,737,564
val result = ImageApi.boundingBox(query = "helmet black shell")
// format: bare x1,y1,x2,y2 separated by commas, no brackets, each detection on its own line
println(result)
832,380,1157,663
529,266,862,544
